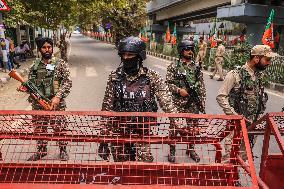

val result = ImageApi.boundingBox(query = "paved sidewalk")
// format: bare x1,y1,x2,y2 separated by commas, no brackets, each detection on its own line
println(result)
0,47,60,87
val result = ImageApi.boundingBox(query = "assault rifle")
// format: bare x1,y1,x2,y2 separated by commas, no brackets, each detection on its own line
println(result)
180,74,206,114
9,70,52,110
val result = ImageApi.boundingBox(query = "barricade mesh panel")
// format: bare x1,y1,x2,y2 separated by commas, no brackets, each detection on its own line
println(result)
0,111,258,188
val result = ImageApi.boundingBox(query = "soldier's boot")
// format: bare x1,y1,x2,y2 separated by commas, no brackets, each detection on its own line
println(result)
167,145,176,163
59,144,69,161
98,143,110,161
186,144,200,163
27,141,48,161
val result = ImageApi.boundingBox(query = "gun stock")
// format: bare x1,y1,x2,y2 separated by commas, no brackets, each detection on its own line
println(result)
9,70,52,110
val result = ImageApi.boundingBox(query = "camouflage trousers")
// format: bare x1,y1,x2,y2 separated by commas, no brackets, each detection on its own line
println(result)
110,142,153,162
32,106,68,150
169,106,200,152
223,117,258,161
101,117,154,162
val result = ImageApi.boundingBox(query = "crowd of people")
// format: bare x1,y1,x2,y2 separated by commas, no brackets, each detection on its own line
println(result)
0,32,71,73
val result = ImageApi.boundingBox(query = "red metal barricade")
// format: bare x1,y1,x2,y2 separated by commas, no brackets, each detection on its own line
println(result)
249,112,284,189
0,110,258,189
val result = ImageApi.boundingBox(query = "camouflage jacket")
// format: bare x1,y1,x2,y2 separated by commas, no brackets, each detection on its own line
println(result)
102,66,177,113
166,60,206,113
217,63,267,122
28,56,72,110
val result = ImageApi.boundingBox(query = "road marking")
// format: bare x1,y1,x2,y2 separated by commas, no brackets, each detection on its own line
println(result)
70,67,77,78
86,67,98,77
265,90,284,99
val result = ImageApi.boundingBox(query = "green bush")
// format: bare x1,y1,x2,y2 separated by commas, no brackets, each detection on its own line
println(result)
163,43,172,56
171,45,179,58
156,44,163,54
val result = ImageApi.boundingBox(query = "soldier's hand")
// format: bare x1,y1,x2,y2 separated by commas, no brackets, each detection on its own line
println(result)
17,85,28,92
178,88,189,97
51,97,61,110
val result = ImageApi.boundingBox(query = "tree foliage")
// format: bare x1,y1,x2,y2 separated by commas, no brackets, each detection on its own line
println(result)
99,0,147,43
3,0,148,39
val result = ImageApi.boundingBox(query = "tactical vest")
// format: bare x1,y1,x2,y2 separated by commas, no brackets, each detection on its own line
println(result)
30,58,60,99
174,60,201,94
229,67,268,119
112,68,158,112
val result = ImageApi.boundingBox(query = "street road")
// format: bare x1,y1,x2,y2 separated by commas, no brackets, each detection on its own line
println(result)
1,33,283,173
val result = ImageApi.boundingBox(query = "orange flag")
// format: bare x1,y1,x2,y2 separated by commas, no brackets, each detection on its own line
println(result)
262,9,275,49
171,23,177,45
165,22,171,43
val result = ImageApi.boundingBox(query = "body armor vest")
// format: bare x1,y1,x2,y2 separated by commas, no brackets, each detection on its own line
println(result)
175,61,201,96
229,67,267,119
113,68,158,112
30,58,59,99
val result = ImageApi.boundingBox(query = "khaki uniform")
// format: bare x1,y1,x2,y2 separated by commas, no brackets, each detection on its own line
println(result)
216,63,267,159
212,44,225,79
28,56,72,155
196,41,207,66
102,66,177,162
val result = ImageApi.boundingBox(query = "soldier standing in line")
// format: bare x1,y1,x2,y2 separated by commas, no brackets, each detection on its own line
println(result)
196,36,207,68
166,40,206,163
59,34,68,62
216,45,278,161
210,39,225,81
99,36,177,162
25,37,72,161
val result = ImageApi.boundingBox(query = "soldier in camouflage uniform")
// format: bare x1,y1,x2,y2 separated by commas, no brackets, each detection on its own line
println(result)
216,45,278,161
99,36,177,162
166,40,206,163
59,34,68,62
26,37,72,161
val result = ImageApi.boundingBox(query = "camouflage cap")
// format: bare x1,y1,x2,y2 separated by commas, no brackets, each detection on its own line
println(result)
251,45,279,58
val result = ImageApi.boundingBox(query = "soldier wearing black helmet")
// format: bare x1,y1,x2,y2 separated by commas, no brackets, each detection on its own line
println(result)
166,40,206,163
99,36,177,162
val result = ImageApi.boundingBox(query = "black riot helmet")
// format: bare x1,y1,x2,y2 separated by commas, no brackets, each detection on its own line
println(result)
178,40,195,55
118,36,146,60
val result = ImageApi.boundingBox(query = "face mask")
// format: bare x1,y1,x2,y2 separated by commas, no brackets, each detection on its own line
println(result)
122,56,140,76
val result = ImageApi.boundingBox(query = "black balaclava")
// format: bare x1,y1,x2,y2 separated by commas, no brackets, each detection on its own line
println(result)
37,37,54,60
122,55,141,76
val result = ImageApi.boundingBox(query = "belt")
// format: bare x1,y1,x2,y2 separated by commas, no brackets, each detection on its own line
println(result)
216,56,223,57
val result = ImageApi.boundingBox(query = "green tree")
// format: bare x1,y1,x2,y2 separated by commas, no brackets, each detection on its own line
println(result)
101,0,147,44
